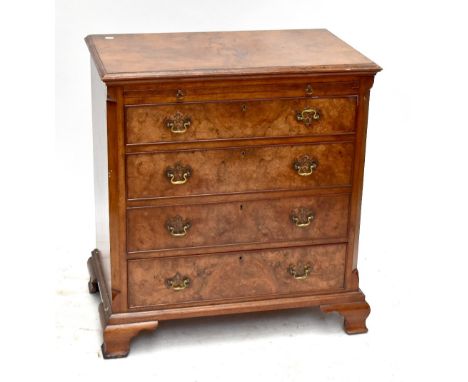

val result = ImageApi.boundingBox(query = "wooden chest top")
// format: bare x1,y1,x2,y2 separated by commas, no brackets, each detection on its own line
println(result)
85,29,381,82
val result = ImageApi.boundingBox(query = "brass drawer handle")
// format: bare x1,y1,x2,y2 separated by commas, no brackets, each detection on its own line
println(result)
166,215,191,237
166,163,192,185
296,108,320,126
165,111,192,134
288,264,311,280
290,207,315,227
165,272,191,291
293,154,318,176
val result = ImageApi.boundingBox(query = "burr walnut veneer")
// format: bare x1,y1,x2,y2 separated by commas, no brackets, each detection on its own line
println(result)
85,29,380,358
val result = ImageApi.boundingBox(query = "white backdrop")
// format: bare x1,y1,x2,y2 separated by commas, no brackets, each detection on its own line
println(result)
51,0,468,380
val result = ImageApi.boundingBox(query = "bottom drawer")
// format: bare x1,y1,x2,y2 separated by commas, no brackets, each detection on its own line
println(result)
128,244,346,309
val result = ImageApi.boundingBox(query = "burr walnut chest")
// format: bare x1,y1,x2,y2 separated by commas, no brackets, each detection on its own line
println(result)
85,29,381,358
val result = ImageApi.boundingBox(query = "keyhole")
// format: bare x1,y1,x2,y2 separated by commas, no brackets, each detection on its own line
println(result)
239,256,243,261
241,150,246,157
240,204,243,210
241,104,247,112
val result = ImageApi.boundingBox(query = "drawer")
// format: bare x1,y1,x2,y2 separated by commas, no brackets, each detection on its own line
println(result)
127,194,349,253
126,142,354,200
128,244,346,308
125,97,356,144
124,79,360,104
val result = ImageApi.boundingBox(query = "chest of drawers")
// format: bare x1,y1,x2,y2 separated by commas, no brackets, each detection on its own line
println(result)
85,29,381,358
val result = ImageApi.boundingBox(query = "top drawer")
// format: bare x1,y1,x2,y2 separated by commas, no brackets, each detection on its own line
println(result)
126,97,356,145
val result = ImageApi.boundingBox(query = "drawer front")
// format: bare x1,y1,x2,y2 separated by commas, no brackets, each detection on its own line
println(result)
126,97,356,144
128,244,346,308
124,79,359,104
127,142,354,200
127,194,349,253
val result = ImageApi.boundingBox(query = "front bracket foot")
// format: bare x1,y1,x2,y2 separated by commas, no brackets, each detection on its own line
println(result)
102,321,159,359
320,300,370,334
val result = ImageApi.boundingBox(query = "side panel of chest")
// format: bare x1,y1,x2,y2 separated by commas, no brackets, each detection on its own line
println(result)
91,60,111,296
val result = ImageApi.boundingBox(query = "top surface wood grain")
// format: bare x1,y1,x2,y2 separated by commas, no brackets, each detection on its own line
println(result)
85,29,381,82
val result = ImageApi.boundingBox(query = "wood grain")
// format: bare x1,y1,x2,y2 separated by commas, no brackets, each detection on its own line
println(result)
88,249,367,325
127,194,349,253
126,97,356,144
123,77,359,104
126,142,354,200
85,29,381,82
128,244,347,308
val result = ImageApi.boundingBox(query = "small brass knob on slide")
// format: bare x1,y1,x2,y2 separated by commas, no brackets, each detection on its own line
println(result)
175,89,185,100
